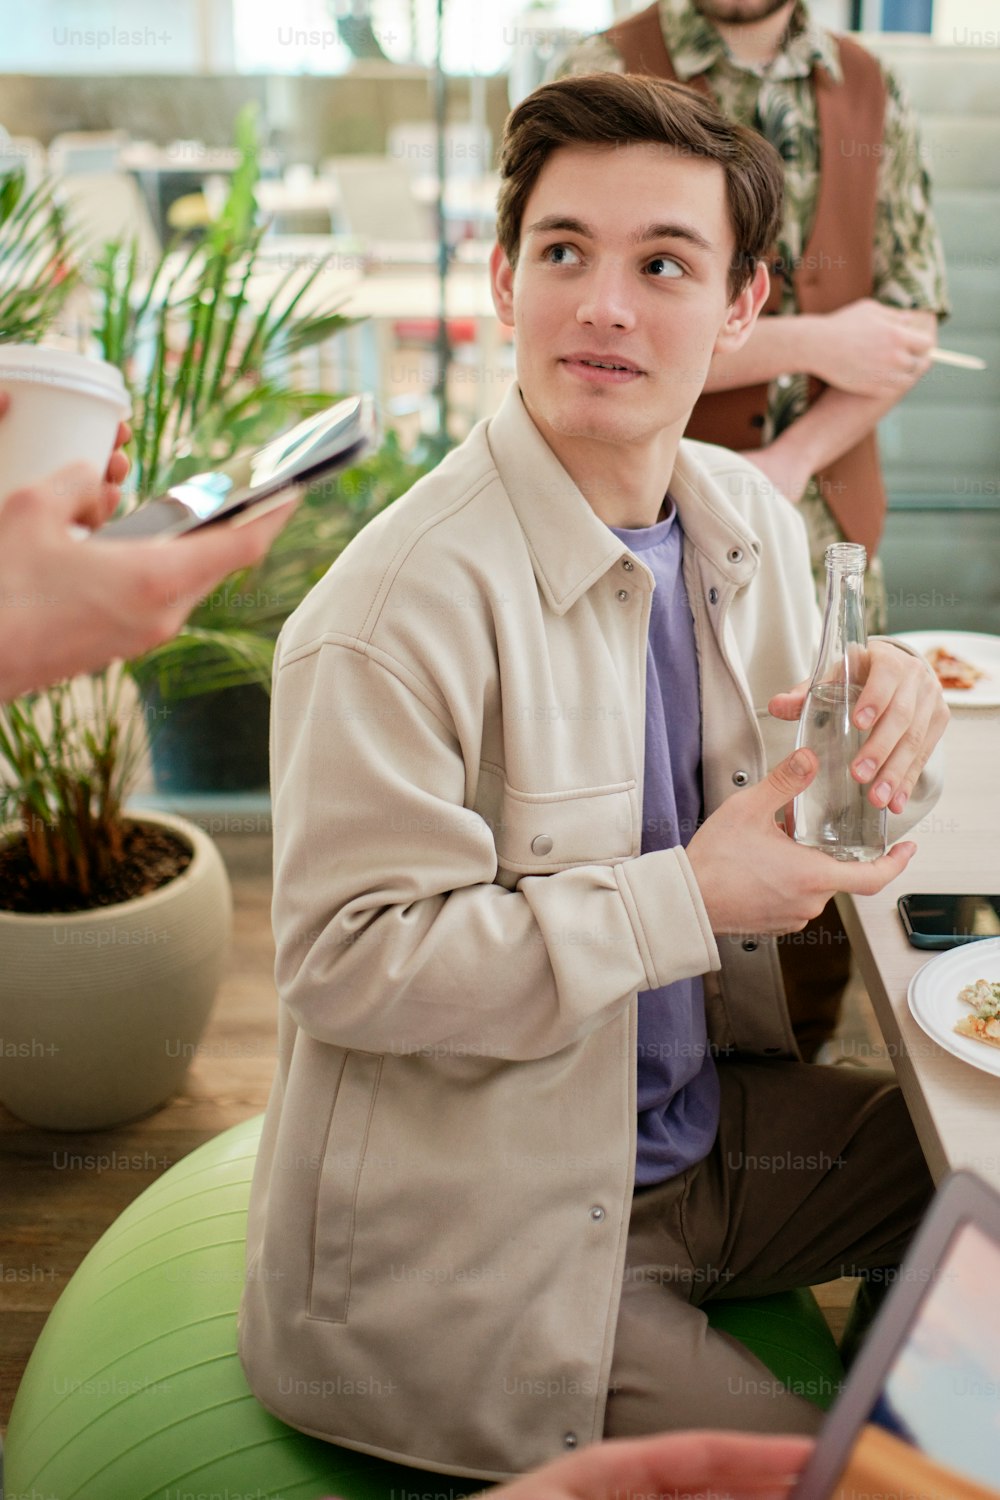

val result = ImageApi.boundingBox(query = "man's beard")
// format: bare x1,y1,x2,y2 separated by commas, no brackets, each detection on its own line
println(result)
693,0,794,24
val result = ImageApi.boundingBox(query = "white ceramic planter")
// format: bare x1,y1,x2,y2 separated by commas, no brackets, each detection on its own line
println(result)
0,811,232,1130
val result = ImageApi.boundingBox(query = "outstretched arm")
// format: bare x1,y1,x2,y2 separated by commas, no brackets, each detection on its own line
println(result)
0,463,296,700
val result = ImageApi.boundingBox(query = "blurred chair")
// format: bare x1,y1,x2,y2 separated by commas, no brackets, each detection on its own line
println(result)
55,171,161,270
386,121,493,179
321,154,430,241
48,129,129,176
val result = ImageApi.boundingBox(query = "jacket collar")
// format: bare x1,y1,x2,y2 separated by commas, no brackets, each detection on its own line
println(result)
486,385,759,616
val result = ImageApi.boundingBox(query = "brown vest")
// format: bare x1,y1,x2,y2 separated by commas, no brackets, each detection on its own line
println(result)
604,4,888,554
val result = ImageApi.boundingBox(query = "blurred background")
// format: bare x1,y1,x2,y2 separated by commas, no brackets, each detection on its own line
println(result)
1,0,997,650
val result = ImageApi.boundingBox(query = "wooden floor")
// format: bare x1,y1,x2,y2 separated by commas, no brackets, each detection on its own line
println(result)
0,833,886,1433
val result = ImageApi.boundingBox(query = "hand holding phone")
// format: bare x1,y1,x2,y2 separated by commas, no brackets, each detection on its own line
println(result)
95,395,377,541
898,893,1000,949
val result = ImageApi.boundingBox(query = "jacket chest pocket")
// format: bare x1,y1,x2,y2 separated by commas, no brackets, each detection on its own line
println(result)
308,1049,383,1323
491,777,638,878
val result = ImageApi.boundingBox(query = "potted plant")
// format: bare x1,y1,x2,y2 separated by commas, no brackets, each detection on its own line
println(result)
0,169,207,1132
0,132,307,1128
0,675,232,1130
0,123,448,1128
87,103,447,791
0,167,78,342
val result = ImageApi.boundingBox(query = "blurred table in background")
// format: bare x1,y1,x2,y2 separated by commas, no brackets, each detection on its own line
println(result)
120,140,281,244
146,234,512,435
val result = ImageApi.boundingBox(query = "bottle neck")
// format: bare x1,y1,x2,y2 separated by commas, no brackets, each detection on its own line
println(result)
814,547,869,685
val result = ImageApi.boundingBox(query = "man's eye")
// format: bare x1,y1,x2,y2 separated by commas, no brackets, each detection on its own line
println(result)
545,244,581,265
646,256,684,279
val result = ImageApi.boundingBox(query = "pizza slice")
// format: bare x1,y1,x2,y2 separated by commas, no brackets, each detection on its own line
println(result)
925,645,987,692
954,1012,1000,1050
954,980,1000,1050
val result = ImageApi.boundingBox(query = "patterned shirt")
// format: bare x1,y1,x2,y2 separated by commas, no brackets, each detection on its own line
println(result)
552,0,950,457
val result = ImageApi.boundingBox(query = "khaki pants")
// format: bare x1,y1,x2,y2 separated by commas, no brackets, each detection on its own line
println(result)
603,1057,933,1437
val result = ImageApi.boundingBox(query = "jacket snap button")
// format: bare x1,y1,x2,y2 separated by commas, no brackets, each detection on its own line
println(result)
622,558,634,571
732,770,749,787
531,834,553,856
728,547,744,564
564,1433,578,1449
708,587,719,605
742,939,758,952
589,1205,605,1221
616,588,629,602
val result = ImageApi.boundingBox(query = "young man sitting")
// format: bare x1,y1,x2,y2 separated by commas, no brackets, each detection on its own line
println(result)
239,72,948,1483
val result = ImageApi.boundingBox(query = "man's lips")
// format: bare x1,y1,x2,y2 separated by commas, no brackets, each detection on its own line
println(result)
560,353,646,383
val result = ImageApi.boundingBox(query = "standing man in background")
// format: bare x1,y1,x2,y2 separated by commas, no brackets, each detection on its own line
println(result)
553,0,949,1058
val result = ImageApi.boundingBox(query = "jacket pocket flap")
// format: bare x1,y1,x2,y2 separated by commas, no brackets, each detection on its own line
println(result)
493,779,637,874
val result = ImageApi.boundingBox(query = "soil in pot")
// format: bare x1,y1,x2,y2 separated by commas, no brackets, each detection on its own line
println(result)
0,820,192,914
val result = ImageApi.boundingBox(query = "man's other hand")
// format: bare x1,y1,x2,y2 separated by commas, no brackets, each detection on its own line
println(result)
811,299,936,397
768,640,949,817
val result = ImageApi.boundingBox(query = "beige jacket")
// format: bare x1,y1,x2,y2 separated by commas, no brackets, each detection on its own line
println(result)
238,386,939,1480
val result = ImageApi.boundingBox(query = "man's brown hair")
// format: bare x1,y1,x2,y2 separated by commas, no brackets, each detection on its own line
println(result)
496,73,784,301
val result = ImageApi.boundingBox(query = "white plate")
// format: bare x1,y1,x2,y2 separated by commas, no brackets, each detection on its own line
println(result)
908,937,1000,1078
892,630,1000,707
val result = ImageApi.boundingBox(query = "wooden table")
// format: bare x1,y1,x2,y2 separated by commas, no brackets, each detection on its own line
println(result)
837,707,1000,1190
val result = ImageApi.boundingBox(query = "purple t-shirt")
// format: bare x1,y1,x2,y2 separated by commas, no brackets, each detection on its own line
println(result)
609,503,720,1186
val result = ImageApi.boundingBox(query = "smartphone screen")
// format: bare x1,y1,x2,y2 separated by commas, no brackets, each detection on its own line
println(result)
899,893,1000,948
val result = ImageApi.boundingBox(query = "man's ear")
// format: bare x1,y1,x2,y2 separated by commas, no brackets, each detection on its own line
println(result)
713,261,771,355
490,242,516,328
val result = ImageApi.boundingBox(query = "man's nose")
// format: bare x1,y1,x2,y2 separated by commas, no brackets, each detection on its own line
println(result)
575,262,637,332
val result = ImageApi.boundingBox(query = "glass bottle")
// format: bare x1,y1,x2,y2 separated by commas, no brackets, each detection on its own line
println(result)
792,543,887,862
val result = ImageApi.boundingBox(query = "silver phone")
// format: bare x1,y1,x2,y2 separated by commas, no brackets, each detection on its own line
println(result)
97,394,377,540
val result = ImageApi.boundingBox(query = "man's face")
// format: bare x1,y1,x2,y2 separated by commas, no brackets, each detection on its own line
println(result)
692,0,793,23
490,142,761,463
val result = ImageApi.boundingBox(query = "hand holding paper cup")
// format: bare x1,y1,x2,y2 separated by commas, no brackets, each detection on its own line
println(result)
0,344,130,497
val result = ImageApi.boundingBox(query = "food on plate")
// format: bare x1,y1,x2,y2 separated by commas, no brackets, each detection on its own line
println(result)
924,645,987,692
954,978,1000,1050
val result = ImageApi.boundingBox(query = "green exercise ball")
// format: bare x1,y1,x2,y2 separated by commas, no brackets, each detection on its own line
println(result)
5,1115,482,1500
6,1115,843,1500
706,1288,844,1412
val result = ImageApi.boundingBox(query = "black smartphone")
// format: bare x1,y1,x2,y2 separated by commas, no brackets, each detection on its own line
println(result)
898,892,1000,950
96,394,377,540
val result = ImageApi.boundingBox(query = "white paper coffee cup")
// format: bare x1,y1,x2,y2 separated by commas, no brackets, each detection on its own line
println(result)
0,344,131,497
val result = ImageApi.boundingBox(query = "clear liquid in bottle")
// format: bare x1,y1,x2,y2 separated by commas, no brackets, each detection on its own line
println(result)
791,544,887,862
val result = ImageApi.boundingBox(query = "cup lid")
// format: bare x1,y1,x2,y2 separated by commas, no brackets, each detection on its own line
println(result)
0,343,129,412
